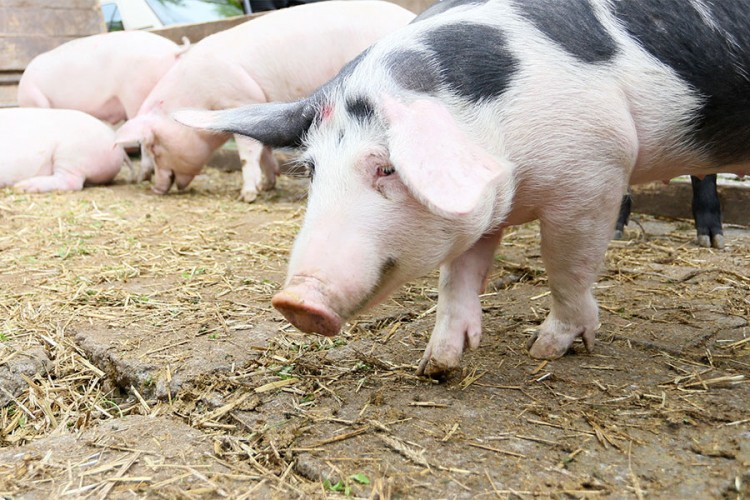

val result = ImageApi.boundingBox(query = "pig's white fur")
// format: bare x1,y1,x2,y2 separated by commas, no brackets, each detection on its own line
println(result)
186,0,749,376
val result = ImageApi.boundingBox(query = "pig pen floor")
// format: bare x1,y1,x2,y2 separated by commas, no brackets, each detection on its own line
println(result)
0,166,748,499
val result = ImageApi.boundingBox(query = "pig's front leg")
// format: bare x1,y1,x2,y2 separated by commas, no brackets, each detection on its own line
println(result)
137,143,155,182
236,135,278,203
417,231,503,379
14,171,85,193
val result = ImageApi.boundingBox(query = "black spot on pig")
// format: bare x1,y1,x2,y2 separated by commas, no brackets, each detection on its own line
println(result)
415,0,488,21
423,23,519,103
385,49,440,94
346,96,375,122
613,1,750,163
516,0,617,63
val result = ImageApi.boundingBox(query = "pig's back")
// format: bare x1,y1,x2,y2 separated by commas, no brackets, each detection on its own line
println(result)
18,32,179,119
196,1,415,102
0,108,116,154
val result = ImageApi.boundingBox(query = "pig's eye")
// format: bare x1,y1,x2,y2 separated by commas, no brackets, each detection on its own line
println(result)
377,164,395,177
294,159,315,180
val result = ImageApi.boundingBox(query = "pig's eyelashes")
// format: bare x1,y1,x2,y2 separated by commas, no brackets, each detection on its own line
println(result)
291,159,315,180
377,165,395,177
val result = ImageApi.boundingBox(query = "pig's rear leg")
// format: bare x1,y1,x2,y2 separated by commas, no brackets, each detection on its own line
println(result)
527,197,623,359
691,174,724,249
17,84,51,109
417,231,503,379
237,135,278,203
14,171,85,193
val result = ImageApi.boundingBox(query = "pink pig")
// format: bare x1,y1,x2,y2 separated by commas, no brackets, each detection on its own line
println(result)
0,109,127,192
115,0,415,201
18,31,185,126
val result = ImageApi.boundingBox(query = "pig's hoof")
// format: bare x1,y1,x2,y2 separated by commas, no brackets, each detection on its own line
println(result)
239,190,258,203
416,356,459,381
613,229,624,240
698,234,724,249
527,327,595,359
526,331,573,359
416,345,463,381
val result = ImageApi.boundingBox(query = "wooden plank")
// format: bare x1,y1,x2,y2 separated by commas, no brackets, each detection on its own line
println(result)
150,0,432,45
0,35,85,70
149,14,257,45
2,0,96,8
0,83,19,108
0,0,104,71
0,7,104,37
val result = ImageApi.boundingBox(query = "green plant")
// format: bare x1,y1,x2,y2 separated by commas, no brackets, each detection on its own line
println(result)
323,479,350,496
350,473,370,485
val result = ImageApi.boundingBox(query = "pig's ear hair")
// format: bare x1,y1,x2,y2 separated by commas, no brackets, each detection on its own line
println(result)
172,100,316,148
115,116,154,147
381,95,511,218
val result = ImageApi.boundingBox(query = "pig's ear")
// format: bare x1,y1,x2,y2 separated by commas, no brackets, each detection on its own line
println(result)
172,99,316,148
382,96,510,218
115,117,154,147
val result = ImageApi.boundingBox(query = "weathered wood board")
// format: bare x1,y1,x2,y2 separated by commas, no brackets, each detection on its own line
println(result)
0,0,104,107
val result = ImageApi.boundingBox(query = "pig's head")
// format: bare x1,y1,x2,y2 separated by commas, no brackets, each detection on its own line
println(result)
175,90,514,336
116,106,227,194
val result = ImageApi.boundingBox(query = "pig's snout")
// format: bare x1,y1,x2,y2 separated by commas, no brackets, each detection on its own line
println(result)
272,277,343,336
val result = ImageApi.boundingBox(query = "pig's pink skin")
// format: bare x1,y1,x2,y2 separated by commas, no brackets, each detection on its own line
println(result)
416,232,503,379
272,277,343,337
121,0,414,197
18,31,182,125
0,108,126,192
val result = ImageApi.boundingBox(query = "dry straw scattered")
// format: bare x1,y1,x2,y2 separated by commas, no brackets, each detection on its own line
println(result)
1,167,749,497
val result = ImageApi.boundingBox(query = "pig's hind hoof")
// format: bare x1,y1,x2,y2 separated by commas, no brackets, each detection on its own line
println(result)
526,327,595,360
527,332,570,359
697,234,724,249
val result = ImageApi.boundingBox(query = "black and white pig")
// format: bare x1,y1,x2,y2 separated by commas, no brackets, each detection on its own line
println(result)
176,0,750,378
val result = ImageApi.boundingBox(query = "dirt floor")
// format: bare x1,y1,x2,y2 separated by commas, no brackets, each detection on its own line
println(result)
0,164,748,499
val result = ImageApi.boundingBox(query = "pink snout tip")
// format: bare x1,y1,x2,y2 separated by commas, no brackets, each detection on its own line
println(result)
272,289,342,337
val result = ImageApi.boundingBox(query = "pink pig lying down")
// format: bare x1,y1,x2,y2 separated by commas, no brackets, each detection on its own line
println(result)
17,31,185,126
0,109,127,193
115,0,415,202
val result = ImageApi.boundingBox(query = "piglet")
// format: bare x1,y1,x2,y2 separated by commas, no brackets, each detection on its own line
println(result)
18,31,185,126
0,109,127,192
116,0,414,201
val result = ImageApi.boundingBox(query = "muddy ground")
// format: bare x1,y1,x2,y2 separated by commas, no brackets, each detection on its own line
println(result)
0,164,748,498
